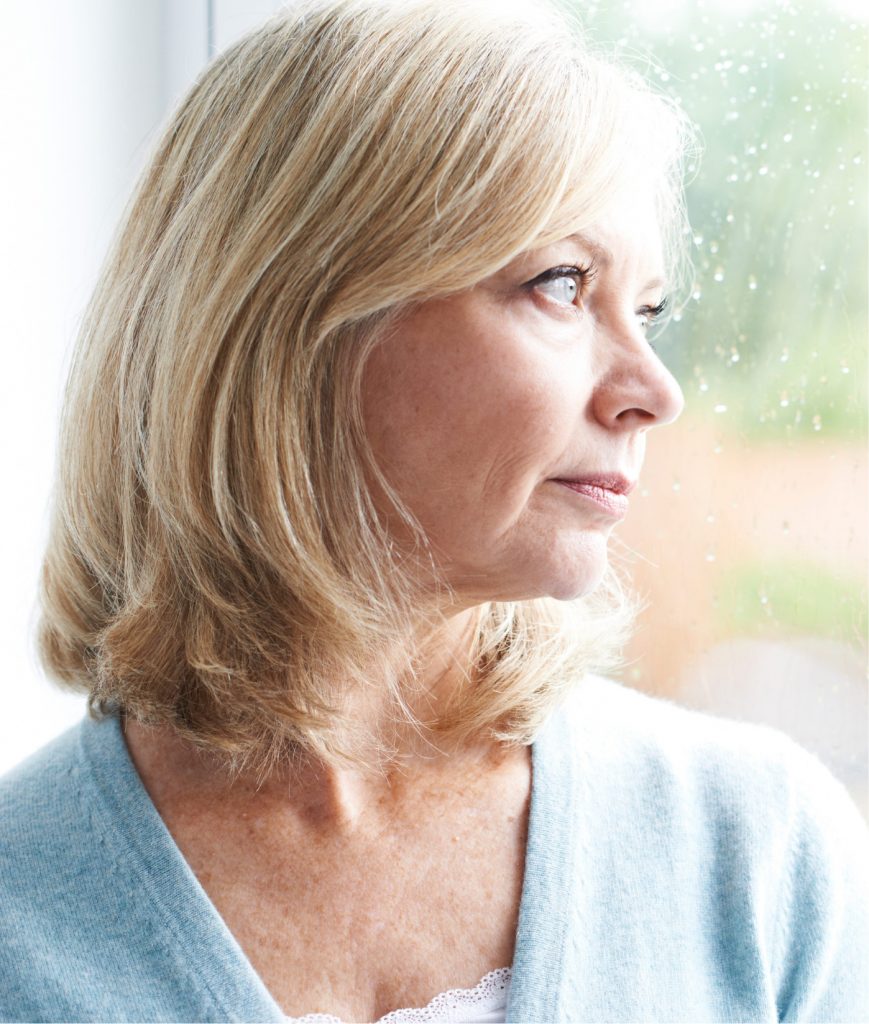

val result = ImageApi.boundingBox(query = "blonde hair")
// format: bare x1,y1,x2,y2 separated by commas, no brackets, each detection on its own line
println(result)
37,0,693,778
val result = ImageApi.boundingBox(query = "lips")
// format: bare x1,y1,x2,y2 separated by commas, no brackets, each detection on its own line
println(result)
551,473,635,519
552,474,637,495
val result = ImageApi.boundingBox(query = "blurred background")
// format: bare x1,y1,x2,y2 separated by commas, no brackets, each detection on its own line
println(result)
0,0,866,815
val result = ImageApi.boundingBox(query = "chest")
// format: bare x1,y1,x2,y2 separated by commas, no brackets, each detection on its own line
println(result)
168,770,530,1020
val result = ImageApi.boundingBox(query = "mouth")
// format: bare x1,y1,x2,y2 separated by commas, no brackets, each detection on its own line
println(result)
550,474,636,518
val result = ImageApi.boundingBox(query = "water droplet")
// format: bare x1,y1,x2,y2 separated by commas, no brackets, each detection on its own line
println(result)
705,551,717,563
759,593,769,605
758,165,769,176
812,414,822,431
705,513,716,525
780,395,790,407
726,212,735,223
692,233,704,246
709,241,720,254
783,132,793,142
854,155,863,165
692,288,702,301
713,268,725,282
780,348,790,363
841,366,851,374
672,480,681,493
714,403,728,413
748,275,758,290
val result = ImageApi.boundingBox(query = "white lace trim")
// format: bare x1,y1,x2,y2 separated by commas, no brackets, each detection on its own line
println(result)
284,966,512,1023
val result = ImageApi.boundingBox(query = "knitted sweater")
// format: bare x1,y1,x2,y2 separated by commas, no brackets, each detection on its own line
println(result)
1,675,867,1022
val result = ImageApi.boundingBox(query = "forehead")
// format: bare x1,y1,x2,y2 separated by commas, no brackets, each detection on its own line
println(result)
543,188,667,286
536,173,664,249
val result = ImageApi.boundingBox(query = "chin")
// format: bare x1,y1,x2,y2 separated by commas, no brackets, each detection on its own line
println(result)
537,531,611,601
503,554,610,604
544,567,608,602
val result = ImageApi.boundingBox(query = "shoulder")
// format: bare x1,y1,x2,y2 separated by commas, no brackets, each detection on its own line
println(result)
0,713,139,908
556,674,869,1020
0,717,98,920
0,719,89,854
560,672,856,815
558,672,869,855
0,717,121,1018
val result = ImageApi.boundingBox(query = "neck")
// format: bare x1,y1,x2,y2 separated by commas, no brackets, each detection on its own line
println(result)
121,606,517,835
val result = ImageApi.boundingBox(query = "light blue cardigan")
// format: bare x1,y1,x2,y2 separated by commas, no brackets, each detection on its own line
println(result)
1,675,867,1023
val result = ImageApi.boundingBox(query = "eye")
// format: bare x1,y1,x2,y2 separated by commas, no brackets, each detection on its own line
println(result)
636,296,669,332
526,264,596,308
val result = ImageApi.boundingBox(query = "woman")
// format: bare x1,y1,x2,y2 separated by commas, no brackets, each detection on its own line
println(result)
1,0,867,1021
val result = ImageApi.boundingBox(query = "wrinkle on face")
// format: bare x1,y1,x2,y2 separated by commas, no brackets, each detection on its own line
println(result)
360,192,681,609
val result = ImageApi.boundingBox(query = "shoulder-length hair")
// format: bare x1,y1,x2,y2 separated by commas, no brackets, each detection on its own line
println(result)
37,0,694,778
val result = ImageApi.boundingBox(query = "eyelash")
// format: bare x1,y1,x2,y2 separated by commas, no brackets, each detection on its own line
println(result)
528,266,670,345
527,263,597,305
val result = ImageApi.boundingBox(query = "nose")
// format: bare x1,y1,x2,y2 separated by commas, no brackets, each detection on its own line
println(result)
590,323,685,431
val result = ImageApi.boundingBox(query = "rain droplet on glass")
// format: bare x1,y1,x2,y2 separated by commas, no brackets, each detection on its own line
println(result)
714,403,728,413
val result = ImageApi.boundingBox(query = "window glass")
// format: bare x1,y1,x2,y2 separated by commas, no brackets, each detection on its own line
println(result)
580,0,867,814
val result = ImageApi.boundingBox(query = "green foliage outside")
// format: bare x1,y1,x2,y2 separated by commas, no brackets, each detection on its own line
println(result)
573,0,868,441
716,558,868,645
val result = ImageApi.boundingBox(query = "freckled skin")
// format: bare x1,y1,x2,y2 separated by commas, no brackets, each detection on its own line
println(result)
360,194,685,605
122,194,686,1022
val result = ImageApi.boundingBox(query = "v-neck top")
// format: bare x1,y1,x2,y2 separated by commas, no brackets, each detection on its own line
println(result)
1,674,868,1022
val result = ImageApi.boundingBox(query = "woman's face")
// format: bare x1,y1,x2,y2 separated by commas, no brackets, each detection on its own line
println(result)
360,192,684,606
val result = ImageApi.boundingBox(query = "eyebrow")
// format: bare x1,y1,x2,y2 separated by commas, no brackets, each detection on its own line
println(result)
566,232,667,294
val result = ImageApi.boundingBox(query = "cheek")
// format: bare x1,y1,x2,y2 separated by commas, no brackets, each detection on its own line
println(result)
361,326,582,531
